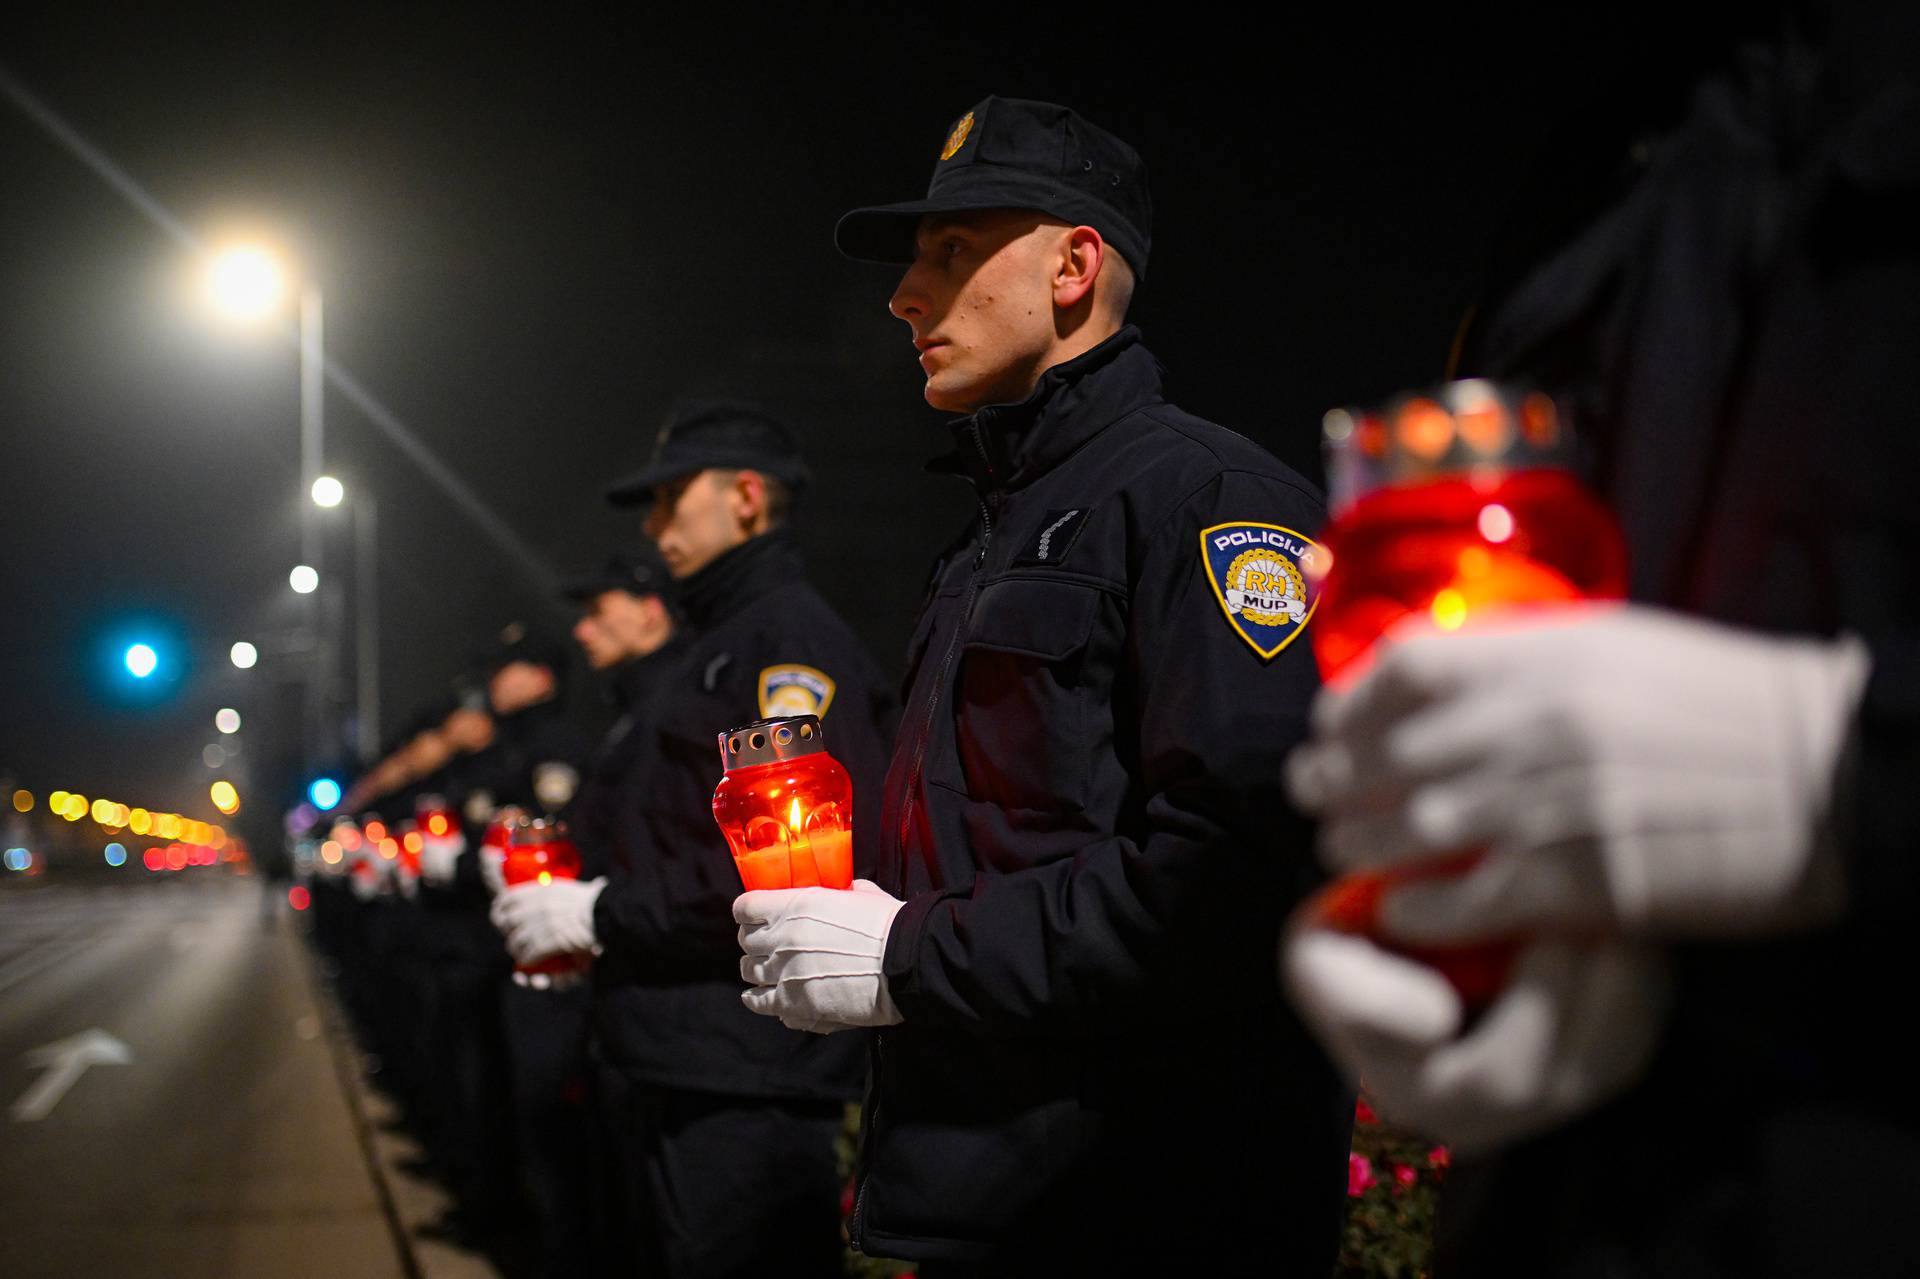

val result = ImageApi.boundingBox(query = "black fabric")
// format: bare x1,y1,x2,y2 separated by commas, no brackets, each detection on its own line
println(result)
835,95,1153,279
855,327,1351,1265
1441,15,1920,1276
605,400,814,507
609,1086,843,1279
500,982,605,1279
590,528,896,1100
562,545,674,604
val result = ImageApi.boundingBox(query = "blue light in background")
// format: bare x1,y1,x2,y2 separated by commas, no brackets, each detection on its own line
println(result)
308,777,342,811
124,643,158,678
3,848,30,872
104,842,127,867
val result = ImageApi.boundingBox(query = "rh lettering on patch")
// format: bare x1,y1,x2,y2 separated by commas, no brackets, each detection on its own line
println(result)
1198,522,1323,659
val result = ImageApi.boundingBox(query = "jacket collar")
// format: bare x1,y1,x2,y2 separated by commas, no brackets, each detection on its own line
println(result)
676,528,803,630
928,326,1163,492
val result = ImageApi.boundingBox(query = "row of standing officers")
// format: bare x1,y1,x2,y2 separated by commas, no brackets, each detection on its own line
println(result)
307,27,1920,1276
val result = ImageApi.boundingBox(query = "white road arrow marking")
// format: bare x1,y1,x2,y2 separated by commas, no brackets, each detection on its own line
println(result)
10,1029,131,1122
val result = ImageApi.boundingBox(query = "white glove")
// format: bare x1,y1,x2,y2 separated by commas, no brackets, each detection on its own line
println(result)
490,877,606,964
734,880,907,1034
349,860,382,902
479,847,506,897
1282,925,1669,1154
1287,606,1870,938
418,833,465,887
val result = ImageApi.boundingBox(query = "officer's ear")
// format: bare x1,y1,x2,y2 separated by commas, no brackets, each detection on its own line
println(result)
1052,225,1107,316
727,469,773,533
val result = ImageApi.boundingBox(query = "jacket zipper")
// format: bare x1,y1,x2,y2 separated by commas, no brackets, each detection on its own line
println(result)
894,412,998,855
861,415,998,1250
848,1030,883,1251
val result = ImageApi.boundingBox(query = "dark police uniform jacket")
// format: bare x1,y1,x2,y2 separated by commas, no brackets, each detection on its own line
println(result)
568,644,688,881
420,697,591,962
854,328,1352,1267
592,530,895,1101
1441,21,1920,1277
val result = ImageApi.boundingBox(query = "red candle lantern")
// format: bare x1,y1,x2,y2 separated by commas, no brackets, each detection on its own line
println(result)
500,814,589,983
393,819,423,895
1306,381,1628,1006
413,793,464,886
477,806,525,897
712,716,854,892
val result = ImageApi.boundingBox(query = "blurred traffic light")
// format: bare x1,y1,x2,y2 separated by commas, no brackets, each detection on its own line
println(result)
124,643,158,678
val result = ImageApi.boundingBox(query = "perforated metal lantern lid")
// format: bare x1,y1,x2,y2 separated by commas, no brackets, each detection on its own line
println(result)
1322,379,1578,515
506,813,569,846
716,716,828,772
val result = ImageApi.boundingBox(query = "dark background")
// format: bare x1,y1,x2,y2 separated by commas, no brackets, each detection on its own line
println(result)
0,5,1660,831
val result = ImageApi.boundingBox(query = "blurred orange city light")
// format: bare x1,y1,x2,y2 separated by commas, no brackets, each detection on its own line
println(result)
165,845,188,871
403,831,423,854
210,782,240,815
426,814,450,836
10,789,31,813
364,821,388,842
320,840,343,864
129,808,152,835
62,794,87,821
378,838,398,860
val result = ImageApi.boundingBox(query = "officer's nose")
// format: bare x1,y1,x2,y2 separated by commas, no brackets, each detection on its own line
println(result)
889,266,928,324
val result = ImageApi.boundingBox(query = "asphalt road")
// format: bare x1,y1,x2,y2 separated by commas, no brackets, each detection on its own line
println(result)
0,876,409,1278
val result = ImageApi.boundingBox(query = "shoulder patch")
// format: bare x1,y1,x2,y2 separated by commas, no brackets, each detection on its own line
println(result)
759,663,837,718
1014,508,1091,566
1199,522,1324,659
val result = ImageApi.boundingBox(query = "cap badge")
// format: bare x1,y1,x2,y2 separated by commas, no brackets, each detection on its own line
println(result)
940,111,975,161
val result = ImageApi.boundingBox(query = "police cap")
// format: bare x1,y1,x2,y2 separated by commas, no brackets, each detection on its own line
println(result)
605,400,813,509
483,621,571,677
835,96,1152,280
561,544,674,604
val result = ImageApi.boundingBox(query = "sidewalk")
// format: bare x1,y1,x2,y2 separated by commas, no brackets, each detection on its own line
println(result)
306,954,504,1279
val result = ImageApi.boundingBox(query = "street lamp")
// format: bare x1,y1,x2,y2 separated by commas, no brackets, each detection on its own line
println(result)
206,246,284,321
308,476,381,763
206,243,329,769
289,565,319,595
229,641,258,669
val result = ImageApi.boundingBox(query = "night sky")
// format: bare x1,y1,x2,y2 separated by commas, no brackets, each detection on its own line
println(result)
0,6,1654,833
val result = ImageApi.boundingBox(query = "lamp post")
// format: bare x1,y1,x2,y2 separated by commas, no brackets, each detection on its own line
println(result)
206,246,333,769
312,474,381,764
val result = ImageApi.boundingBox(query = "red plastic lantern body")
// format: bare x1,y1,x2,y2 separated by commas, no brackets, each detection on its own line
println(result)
1308,383,1628,1007
477,807,524,896
501,815,589,982
712,716,854,892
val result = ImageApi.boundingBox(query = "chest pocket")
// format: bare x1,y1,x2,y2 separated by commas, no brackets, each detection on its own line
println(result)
954,576,1107,813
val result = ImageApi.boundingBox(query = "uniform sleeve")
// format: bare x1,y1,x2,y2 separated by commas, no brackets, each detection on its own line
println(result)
882,468,1328,1036
591,782,746,972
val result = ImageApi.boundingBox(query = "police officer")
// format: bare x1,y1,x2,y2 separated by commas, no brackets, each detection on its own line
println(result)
735,98,1352,1272
495,403,895,1278
495,547,680,1279
1282,13,1920,1275
410,689,509,1240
